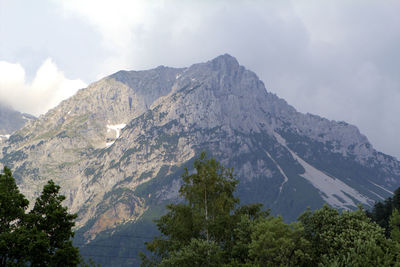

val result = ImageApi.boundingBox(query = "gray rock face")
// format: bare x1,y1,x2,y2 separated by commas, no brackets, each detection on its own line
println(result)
1,54,400,240
0,103,34,137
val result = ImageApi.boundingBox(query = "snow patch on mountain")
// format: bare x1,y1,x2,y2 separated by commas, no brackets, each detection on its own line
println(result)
274,132,372,208
106,124,126,147
368,190,385,200
265,151,288,193
369,181,393,195
107,124,126,138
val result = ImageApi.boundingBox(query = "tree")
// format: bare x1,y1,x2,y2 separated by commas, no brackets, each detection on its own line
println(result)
0,167,82,266
27,180,80,266
389,209,400,265
390,208,400,242
179,152,239,245
0,166,29,265
158,239,224,267
248,216,311,266
368,187,400,237
299,205,396,266
141,153,400,266
141,152,268,266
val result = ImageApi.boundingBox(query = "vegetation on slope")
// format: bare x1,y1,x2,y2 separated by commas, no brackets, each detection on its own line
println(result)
3,152,400,266
141,153,400,266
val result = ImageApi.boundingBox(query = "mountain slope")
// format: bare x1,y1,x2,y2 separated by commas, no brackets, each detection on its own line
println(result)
0,103,35,138
0,66,182,201
1,55,399,260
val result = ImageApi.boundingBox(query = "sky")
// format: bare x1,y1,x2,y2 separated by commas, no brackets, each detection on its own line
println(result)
0,0,399,159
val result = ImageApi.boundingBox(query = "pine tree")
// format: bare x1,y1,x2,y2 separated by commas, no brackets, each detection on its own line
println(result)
0,167,81,266
0,166,29,266
27,180,80,266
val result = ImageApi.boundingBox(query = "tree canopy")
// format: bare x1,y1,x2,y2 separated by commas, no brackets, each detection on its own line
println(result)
140,152,269,266
141,153,400,266
0,166,82,266
368,187,400,236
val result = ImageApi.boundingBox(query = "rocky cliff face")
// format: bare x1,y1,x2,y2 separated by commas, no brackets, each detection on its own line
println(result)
1,55,400,243
0,103,34,138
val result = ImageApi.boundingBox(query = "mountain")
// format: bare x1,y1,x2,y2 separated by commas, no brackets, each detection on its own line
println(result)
1,54,400,264
0,103,35,140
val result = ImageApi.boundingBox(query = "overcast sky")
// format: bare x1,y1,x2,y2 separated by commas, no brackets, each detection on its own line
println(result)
0,0,399,158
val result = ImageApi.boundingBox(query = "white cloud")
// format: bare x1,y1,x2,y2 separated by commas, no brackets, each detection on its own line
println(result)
55,0,165,77
0,59,86,116
55,0,301,76
44,0,400,158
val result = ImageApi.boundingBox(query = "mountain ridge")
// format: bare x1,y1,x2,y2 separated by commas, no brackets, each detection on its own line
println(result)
1,54,399,247
0,102,35,137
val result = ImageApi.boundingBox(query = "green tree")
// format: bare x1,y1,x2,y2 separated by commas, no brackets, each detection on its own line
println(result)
142,153,400,266
248,216,311,266
0,167,82,266
141,152,268,266
158,238,224,267
0,166,29,266
389,209,400,266
224,204,269,266
27,180,80,266
390,208,400,242
368,187,400,237
299,205,396,266
179,152,239,245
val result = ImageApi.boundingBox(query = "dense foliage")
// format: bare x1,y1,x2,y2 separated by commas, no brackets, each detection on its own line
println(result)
368,187,400,236
0,166,82,266
142,153,400,266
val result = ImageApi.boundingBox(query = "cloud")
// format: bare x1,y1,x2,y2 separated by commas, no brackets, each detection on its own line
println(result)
0,59,86,116
55,0,310,78
37,0,400,158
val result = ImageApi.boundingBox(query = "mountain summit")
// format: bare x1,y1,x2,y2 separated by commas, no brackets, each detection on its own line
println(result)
1,55,399,249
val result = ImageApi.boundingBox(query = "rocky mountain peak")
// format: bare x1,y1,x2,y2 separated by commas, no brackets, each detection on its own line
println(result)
183,54,248,86
209,53,240,70
1,54,400,247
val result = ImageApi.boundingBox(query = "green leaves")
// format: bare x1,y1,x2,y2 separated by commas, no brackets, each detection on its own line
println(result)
30,180,77,250
0,166,30,265
299,205,397,266
0,168,81,266
27,180,80,266
142,153,271,266
179,152,239,240
159,239,224,267
142,154,400,266
390,209,400,242
368,187,400,236
248,216,311,266
0,166,29,232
